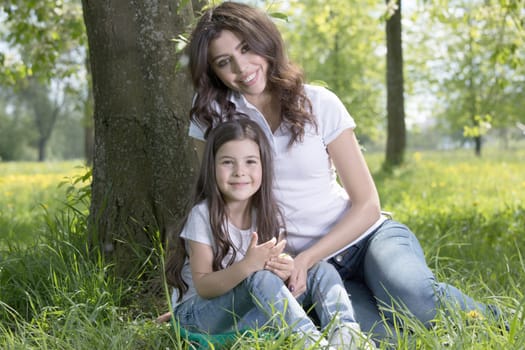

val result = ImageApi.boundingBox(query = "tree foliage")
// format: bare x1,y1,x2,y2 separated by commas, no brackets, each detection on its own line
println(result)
0,0,90,161
0,0,86,83
272,0,387,143
405,0,525,155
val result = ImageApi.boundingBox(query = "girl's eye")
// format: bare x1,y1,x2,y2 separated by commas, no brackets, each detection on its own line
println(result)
246,159,258,165
221,159,233,165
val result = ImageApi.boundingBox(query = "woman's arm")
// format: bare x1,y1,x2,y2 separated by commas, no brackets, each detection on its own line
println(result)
300,128,381,266
288,128,381,295
189,232,286,299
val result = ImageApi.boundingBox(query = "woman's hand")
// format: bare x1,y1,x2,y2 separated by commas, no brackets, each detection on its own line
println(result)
265,253,294,282
286,253,311,297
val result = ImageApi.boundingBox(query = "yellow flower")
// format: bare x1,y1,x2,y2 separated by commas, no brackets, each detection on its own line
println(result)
466,310,484,320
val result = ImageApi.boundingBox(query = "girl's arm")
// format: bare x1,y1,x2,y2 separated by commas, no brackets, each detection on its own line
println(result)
189,232,286,299
288,128,381,295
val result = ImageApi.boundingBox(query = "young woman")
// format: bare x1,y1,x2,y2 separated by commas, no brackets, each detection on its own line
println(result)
165,119,376,349
184,0,504,342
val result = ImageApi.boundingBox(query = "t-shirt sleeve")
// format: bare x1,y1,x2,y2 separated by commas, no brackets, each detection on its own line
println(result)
313,86,356,145
188,93,207,141
180,203,214,247
189,120,206,141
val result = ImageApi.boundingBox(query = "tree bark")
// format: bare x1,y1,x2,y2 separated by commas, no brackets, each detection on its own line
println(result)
81,0,198,276
84,55,94,166
384,0,406,169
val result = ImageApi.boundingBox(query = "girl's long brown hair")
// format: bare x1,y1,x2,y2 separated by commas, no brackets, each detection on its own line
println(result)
165,118,285,300
187,1,316,146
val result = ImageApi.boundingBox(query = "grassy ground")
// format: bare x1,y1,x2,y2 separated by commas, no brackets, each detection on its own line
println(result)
0,149,524,349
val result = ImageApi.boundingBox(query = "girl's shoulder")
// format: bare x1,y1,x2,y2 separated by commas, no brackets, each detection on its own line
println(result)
187,200,210,222
182,200,213,242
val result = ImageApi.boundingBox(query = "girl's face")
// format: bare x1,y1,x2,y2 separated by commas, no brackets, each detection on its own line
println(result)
208,30,270,106
215,138,262,205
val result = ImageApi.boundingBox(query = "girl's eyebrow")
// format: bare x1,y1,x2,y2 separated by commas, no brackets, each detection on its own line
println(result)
217,154,260,160
210,40,246,63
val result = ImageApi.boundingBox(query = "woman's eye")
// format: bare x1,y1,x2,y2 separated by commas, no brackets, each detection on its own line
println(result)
216,58,230,68
241,44,250,54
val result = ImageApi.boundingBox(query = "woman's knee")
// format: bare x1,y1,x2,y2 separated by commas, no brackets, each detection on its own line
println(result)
365,222,426,273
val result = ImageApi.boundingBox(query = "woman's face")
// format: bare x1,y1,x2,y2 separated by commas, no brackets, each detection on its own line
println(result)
208,30,270,105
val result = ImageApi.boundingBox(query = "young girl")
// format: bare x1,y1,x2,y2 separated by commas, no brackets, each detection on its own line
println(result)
165,119,376,349
184,0,505,342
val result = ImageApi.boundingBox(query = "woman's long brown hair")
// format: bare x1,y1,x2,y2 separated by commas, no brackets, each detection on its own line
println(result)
187,1,316,146
165,118,285,301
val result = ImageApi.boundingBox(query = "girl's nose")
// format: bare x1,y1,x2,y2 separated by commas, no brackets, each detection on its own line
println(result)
233,164,245,176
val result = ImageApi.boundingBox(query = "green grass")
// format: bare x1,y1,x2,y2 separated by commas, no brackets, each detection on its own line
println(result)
0,160,89,248
1,150,524,349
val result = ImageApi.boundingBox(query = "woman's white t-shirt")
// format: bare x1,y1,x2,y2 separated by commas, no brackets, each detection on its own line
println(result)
189,84,386,257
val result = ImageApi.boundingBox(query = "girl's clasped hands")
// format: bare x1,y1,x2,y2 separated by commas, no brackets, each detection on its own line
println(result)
245,232,296,294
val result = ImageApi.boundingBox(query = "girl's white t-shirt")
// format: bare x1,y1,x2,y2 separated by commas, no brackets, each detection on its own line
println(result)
172,200,255,308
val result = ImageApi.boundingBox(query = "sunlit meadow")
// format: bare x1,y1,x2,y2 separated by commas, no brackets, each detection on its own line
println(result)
0,161,88,248
0,149,524,349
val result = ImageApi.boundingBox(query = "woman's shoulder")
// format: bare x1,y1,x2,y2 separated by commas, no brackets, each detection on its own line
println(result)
304,83,343,104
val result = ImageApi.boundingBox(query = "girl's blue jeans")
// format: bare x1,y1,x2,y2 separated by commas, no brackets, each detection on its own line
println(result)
173,261,356,338
329,219,493,336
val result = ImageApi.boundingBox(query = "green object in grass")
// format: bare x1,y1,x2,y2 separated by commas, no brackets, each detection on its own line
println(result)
171,318,240,349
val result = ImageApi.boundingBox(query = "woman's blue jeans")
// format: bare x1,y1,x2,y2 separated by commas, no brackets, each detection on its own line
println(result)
173,261,356,337
330,219,491,335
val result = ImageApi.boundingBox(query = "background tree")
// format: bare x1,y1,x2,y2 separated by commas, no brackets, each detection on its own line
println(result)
81,0,199,277
405,0,525,155
0,0,91,161
0,88,36,160
384,0,406,167
18,77,64,161
0,77,83,161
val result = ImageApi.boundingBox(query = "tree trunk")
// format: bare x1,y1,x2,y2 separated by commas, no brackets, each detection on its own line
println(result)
84,55,94,166
37,137,47,162
81,0,198,277
474,135,482,156
384,0,406,169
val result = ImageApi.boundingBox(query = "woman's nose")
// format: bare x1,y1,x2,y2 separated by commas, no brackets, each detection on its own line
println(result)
232,57,247,74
